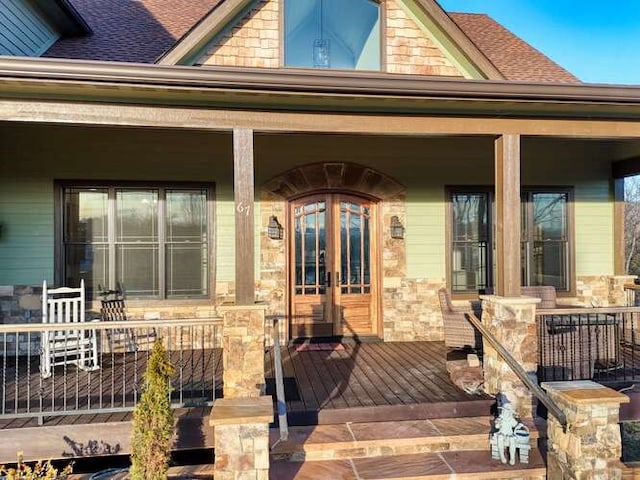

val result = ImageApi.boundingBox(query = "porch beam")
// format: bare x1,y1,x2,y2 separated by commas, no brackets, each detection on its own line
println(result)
494,134,521,297
614,178,626,275
5,100,640,138
233,128,255,305
613,156,640,179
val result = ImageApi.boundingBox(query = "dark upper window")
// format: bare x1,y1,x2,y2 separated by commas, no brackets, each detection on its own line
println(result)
58,183,213,299
447,187,573,295
284,0,381,70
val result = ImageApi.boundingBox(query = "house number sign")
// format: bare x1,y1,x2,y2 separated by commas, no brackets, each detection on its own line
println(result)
236,201,251,216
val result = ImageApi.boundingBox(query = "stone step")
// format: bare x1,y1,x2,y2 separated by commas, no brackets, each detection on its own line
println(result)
270,416,541,462
270,450,547,479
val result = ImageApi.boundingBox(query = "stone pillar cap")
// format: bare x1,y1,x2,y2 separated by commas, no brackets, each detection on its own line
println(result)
479,294,541,305
542,380,629,405
210,396,273,426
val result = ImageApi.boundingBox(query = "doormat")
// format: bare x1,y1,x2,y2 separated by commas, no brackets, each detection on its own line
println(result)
294,343,345,352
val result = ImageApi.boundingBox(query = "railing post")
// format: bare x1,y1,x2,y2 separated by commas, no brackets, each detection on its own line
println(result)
542,381,629,479
481,295,540,418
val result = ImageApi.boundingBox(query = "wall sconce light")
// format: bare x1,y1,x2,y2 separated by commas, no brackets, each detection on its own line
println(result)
267,215,284,240
390,216,405,239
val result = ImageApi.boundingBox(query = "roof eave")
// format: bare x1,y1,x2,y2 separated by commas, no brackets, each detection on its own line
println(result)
1,57,640,117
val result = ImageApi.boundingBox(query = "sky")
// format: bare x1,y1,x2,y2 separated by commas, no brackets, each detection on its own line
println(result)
437,0,640,85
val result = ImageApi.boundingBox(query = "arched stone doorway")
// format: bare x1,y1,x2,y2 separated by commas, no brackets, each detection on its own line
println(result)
260,162,405,340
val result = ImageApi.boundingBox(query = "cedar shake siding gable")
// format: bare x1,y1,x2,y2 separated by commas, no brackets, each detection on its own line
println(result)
449,12,580,84
42,0,579,84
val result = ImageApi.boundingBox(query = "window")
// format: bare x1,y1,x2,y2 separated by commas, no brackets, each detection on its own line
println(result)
447,187,573,295
284,0,381,70
58,183,212,299
448,190,492,294
521,190,572,291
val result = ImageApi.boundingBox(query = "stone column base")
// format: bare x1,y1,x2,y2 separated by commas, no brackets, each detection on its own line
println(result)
210,396,273,480
542,380,629,480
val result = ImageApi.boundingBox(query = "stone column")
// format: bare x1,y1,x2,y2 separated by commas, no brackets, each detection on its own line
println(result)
608,275,637,307
218,304,267,398
210,396,272,480
542,381,629,479
481,295,540,418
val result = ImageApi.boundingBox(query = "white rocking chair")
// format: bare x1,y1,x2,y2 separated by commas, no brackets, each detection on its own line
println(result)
40,279,99,378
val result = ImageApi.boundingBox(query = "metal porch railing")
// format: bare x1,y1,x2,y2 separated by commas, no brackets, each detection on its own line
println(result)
536,307,640,384
466,312,568,430
0,318,221,422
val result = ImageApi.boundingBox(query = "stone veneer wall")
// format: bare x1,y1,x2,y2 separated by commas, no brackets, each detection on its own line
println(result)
575,275,636,307
0,285,42,355
196,0,464,77
385,0,462,76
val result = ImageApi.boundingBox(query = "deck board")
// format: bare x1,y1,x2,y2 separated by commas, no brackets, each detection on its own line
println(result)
1,341,493,434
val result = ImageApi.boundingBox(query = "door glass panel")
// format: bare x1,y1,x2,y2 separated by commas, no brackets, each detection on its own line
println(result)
340,200,370,295
294,200,326,295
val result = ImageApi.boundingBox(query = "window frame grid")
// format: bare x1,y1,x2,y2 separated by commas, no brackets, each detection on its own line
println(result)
55,180,215,301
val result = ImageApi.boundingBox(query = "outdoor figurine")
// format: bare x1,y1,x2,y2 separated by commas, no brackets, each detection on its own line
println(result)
490,402,531,465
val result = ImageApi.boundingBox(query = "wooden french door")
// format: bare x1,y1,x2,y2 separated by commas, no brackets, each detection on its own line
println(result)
289,193,378,339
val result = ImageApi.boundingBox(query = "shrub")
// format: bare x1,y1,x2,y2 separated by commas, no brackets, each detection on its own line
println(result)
0,452,73,479
129,340,174,480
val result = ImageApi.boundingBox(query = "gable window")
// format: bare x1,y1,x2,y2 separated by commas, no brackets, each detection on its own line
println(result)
447,187,573,295
521,190,572,291
58,183,213,299
284,0,381,70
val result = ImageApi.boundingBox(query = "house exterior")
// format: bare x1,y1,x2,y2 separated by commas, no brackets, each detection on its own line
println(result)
1,0,640,346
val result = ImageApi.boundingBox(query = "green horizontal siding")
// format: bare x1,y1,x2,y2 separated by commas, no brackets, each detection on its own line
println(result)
0,178,54,285
406,187,446,279
574,182,613,276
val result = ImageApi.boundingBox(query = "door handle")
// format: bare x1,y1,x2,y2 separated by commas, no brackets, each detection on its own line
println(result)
326,271,331,287
336,271,340,285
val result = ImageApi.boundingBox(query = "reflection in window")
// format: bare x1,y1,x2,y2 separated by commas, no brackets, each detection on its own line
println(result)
450,192,491,294
522,191,570,290
284,0,381,70
62,185,210,299
293,201,326,295
448,187,572,295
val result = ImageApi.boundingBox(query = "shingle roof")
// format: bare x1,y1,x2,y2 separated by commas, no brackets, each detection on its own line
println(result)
43,0,579,84
449,12,580,84
44,0,222,63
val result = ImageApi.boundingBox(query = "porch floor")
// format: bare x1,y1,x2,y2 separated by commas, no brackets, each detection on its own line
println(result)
265,341,493,425
0,341,491,431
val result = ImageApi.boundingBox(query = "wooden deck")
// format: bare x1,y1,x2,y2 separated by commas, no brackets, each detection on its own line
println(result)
265,341,493,425
0,341,493,461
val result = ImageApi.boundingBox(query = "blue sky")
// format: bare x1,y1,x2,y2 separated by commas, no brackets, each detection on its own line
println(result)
437,0,640,85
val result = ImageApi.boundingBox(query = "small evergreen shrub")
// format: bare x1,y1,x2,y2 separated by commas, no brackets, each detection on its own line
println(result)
129,339,174,480
0,452,73,479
